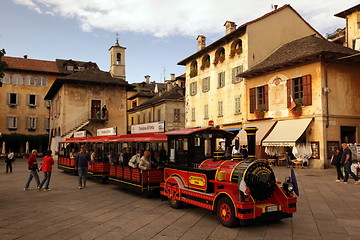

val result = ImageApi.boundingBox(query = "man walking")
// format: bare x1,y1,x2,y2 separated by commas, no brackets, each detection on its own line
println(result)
75,145,91,189
342,143,360,184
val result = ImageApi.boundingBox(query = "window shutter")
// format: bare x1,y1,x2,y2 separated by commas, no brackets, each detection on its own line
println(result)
35,95,39,106
250,88,256,113
26,117,29,129
26,94,30,106
6,117,9,128
15,117,18,129
302,75,312,106
34,118,38,129
286,79,291,108
264,85,269,111
207,77,210,91
6,93,10,105
222,72,225,87
232,68,236,83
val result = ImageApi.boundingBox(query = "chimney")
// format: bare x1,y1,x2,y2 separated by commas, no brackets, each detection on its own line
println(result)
166,80,173,92
224,21,236,35
144,75,150,84
197,35,206,51
274,4,278,10
23,55,28,59
170,73,175,81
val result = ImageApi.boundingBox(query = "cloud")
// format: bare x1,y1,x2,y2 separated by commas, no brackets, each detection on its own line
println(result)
12,0,360,37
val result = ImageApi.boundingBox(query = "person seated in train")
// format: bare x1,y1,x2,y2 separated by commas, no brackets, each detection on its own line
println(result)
119,147,130,167
138,151,151,171
128,150,141,168
69,148,77,160
160,148,168,164
91,149,99,162
151,150,164,169
108,150,117,166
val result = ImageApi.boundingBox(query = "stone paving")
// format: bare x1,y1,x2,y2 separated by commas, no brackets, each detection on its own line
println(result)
1,158,360,240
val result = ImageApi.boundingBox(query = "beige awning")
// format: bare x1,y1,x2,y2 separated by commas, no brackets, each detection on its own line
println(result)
262,118,313,147
237,121,277,145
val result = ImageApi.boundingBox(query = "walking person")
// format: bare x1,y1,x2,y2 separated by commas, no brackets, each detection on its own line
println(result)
342,143,360,184
38,150,55,191
5,148,15,173
24,149,40,190
76,145,91,189
331,147,344,182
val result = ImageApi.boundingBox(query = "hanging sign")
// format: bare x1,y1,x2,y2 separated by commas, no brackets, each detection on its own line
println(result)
74,130,86,138
131,122,165,134
97,127,117,136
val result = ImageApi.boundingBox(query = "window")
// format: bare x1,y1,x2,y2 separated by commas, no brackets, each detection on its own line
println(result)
66,65,74,71
24,75,35,85
131,117,134,125
190,82,197,96
7,93,19,106
37,76,47,86
218,101,223,117
143,114,146,123
190,60,198,78
1,73,10,84
12,74,23,84
137,115,140,124
232,66,243,83
26,94,38,107
218,72,225,88
26,117,37,130
287,75,312,107
174,109,180,122
148,112,152,123
116,53,121,65
191,108,195,121
357,13,360,29
202,77,210,92
131,100,137,108
157,109,161,121
204,104,209,119
7,117,18,130
45,118,50,130
235,97,241,114
249,85,268,113
45,100,51,108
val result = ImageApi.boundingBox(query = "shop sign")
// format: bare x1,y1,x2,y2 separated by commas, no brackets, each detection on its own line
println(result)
131,122,165,134
97,127,117,136
74,130,86,138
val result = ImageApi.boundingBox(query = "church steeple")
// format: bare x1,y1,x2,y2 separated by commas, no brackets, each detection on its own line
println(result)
109,36,126,80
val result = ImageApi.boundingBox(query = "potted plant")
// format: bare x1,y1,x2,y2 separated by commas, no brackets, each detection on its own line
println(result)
200,60,210,70
235,46,242,55
254,107,265,119
213,57,219,66
218,54,225,63
189,68,198,78
290,102,302,117
229,50,235,59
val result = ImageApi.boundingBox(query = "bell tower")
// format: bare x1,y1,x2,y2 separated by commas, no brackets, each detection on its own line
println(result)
109,38,126,80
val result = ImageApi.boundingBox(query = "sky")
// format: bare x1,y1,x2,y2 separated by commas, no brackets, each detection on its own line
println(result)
0,0,358,83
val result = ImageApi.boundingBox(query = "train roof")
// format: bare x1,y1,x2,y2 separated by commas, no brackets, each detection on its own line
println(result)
60,132,167,143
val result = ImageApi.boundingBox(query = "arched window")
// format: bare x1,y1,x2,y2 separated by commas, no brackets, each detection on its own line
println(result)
116,53,121,65
230,39,243,58
189,60,198,78
37,76,47,86
12,74,23,84
24,75,35,86
1,73,11,84
214,47,225,65
200,54,210,70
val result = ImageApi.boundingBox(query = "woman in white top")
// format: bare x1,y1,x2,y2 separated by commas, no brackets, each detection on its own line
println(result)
6,148,15,173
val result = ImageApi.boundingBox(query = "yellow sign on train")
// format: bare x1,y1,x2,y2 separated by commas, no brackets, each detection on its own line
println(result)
189,176,206,186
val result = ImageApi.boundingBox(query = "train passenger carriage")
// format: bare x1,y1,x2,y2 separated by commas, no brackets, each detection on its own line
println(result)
107,133,166,195
160,127,297,227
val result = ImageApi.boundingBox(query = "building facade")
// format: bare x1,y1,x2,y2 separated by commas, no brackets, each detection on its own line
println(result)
239,35,360,168
127,75,185,134
0,56,63,154
178,5,321,131
45,41,131,154
335,4,360,50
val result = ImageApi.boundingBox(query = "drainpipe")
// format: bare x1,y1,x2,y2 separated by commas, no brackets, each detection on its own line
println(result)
323,57,330,128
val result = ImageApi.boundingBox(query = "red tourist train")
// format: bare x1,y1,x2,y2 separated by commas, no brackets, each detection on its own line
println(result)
58,127,297,227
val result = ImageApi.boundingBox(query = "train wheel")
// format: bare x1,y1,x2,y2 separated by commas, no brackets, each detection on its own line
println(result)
217,197,238,227
167,180,183,209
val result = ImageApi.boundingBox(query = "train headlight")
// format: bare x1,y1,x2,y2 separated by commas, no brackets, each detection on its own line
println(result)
283,177,294,196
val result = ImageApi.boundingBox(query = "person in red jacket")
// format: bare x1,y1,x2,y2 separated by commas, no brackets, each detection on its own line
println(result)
24,149,40,190
38,150,55,191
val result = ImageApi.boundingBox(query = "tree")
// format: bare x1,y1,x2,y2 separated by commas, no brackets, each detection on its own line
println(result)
0,48,8,80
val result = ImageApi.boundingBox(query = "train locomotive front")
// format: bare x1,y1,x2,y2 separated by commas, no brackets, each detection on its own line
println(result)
161,127,297,227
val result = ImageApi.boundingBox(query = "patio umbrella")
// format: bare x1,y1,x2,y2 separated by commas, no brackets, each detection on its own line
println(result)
1,142,5,154
26,141,29,154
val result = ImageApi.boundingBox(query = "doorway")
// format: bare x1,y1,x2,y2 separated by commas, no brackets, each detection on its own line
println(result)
91,100,101,119
340,126,356,143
